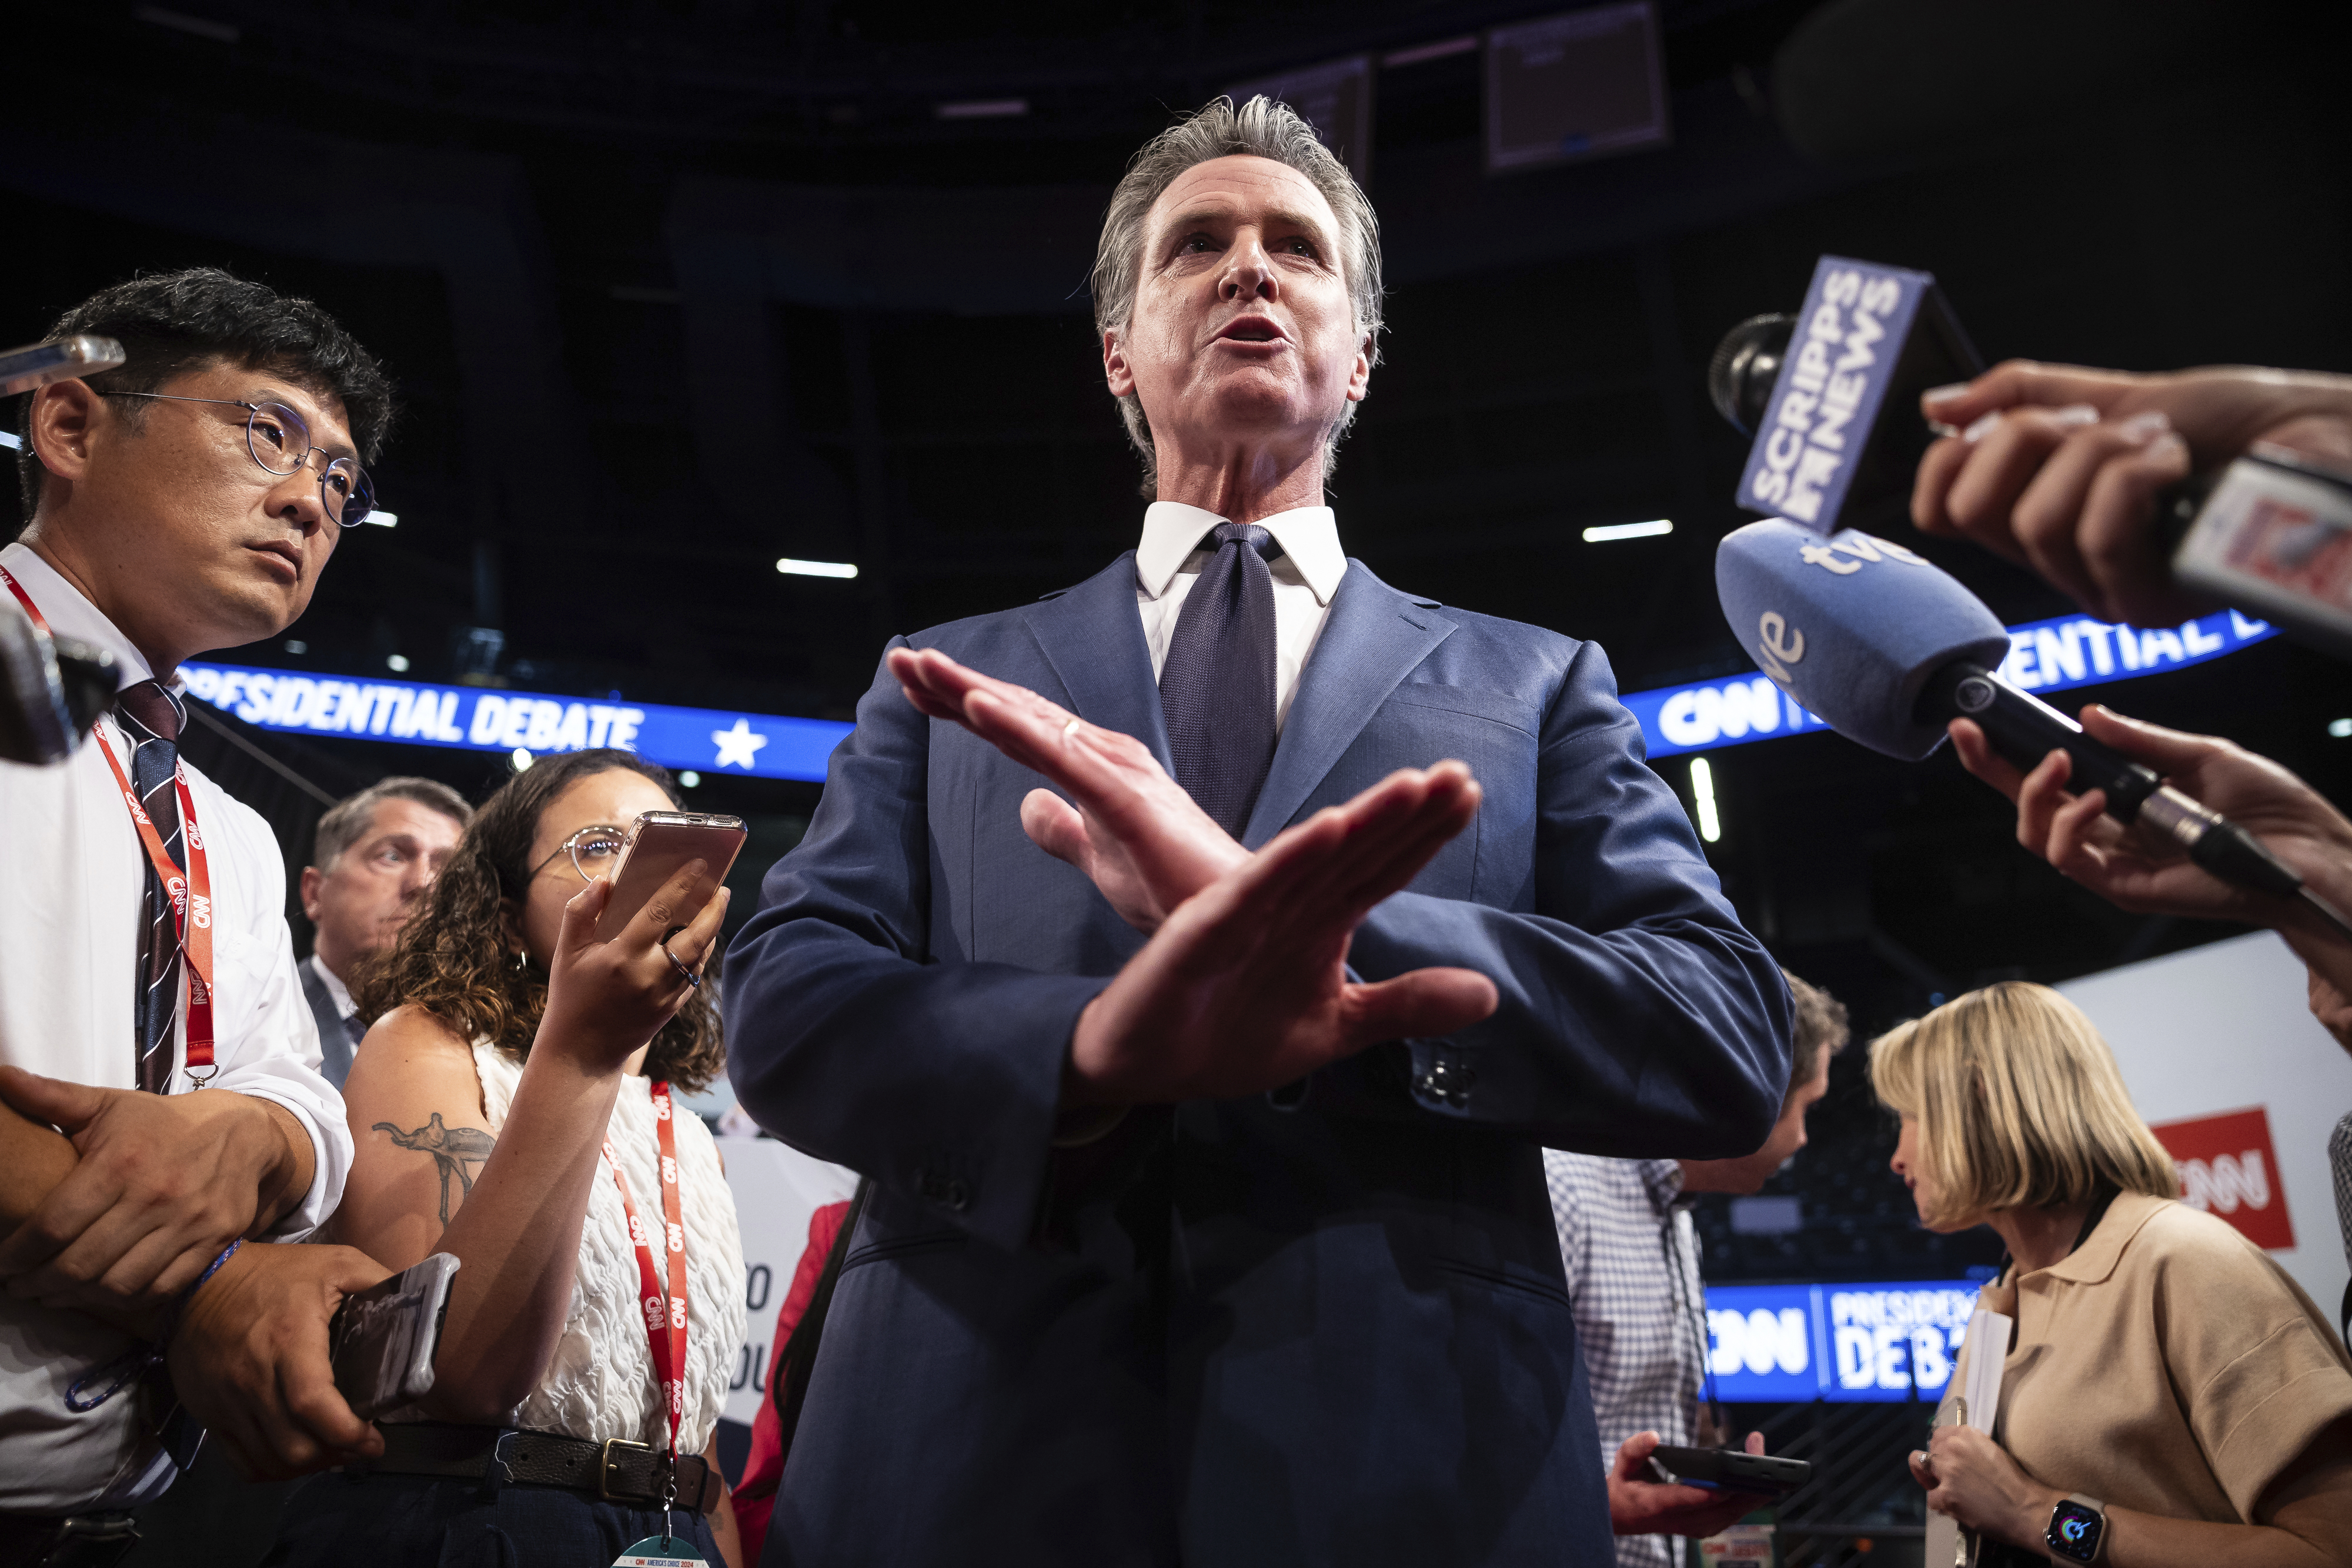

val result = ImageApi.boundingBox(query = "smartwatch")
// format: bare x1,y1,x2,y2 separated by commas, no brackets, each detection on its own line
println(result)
2045,1493,2107,1563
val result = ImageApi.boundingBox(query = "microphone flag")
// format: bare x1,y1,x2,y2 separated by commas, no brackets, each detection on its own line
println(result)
1735,255,1980,534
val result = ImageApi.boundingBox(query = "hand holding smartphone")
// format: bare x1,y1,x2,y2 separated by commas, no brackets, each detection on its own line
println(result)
1646,1443,1812,1499
592,811,748,943
329,1253,460,1420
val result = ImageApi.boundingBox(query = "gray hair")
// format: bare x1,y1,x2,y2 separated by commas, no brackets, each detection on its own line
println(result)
1091,95,1385,497
311,775,473,871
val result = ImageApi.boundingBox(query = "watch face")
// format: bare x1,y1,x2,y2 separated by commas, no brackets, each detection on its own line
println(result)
2047,1499,2103,1562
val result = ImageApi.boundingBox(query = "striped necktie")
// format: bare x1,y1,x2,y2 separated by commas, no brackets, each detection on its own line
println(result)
116,680,189,1095
1159,523,1281,840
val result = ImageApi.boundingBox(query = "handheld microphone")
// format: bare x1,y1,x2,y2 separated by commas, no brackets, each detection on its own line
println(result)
0,600,116,765
1716,517,2352,939
0,336,126,397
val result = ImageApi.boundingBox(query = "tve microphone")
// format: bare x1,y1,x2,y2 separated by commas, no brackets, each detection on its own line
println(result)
1721,256,1982,536
1717,518,2352,939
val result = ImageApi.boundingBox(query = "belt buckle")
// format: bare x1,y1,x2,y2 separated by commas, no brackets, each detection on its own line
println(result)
598,1437,657,1503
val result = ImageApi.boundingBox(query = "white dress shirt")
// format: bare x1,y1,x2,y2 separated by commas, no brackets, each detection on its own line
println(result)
308,952,356,1020
1133,502,1348,733
0,541,350,1514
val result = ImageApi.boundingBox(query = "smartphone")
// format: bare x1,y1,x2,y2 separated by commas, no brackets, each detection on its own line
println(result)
329,1252,459,1420
1649,1444,1812,1497
592,810,748,942
0,335,126,397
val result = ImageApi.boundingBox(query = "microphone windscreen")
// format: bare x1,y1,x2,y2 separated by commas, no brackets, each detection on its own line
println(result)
1715,519,2012,760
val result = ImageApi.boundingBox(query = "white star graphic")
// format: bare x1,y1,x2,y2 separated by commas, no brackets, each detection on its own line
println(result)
711,718,770,769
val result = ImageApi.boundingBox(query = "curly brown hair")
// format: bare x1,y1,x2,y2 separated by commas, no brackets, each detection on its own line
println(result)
350,749,725,1092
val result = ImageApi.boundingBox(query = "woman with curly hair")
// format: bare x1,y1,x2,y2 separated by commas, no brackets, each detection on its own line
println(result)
1875,982,2352,1567
267,750,747,1568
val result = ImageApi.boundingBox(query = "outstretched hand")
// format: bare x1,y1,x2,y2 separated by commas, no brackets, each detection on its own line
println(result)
1949,703,2352,993
889,645,1242,930
890,646,1499,1104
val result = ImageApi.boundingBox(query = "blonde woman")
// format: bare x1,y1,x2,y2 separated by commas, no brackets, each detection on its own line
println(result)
1871,982,2351,1567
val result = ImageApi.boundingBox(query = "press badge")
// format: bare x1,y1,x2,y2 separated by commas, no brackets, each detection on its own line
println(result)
612,1537,703,1567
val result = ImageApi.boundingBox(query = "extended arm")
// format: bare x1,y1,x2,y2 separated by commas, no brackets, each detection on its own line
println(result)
330,870,726,1422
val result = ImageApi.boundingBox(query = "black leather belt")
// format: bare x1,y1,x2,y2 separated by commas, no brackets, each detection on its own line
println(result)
353,1422,723,1515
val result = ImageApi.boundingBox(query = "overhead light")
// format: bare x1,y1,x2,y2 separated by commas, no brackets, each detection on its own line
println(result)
0,432,19,451
283,640,307,654
936,98,1028,120
777,557,858,579
679,770,701,788
1689,756,1722,843
362,510,397,527
386,653,411,672
511,748,534,771
1583,519,1674,543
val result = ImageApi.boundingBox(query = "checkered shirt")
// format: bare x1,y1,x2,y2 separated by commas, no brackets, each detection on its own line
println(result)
1545,1149,1710,1568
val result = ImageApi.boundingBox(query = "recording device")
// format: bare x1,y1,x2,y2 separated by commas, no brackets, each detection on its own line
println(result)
328,1252,459,1420
0,335,126,397
1646,1444,1812,1498
2163,443,2352,659
1716,518,2352,941
1716,256,1983,535
0,599,118,765
593,810,747,941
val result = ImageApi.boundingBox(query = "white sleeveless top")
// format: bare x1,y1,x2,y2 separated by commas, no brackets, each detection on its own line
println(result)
467,1041,747,1455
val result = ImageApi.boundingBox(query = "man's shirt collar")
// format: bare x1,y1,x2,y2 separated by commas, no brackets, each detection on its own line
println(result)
1135,502,1347,607
307,952,358,1019
0,540,161,693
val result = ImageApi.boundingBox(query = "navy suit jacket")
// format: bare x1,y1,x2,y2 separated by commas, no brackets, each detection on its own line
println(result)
724,553,1792,1567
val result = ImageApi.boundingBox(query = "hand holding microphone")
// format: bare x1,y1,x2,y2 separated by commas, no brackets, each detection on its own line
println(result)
1716,519,2352,947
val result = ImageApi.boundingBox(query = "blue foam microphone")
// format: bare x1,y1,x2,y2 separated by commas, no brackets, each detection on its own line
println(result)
1716,518,2352,937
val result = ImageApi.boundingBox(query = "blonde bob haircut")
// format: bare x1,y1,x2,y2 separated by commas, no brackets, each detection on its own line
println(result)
1869,982,2176,1228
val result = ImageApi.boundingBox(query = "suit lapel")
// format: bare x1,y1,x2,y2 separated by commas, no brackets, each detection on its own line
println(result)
1021,551,1177,774
1242,561,1456,848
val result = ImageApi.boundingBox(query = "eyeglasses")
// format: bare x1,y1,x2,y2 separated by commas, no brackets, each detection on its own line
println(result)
99,391,377,533
530,825,629,885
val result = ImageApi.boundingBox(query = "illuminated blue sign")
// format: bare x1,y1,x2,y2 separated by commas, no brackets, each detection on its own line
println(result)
1704,1279,1982,1403
181,663,853,783
1633,607,2277,760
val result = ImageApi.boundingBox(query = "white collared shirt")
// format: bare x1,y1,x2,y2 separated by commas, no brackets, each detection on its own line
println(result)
1134,502,1348,732
0,540,350,1513
308,951,356,1019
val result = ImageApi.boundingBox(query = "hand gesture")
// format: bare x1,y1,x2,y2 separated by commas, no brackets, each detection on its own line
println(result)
1948,704,2352,994
888,645,1243,931
168,1239,389,1480
534,866,730,1070
1608,1430,1770,1542
0,1071,308,1318
1909,1425,2058,1553
1911,360,2352,624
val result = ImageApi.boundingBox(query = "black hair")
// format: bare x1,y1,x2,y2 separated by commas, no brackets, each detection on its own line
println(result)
15,266,394,519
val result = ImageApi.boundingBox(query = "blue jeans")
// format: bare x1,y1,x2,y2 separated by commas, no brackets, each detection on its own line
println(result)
265,1468,722,1568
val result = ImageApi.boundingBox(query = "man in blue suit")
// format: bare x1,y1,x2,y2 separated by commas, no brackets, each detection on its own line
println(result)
723,95,1793,1566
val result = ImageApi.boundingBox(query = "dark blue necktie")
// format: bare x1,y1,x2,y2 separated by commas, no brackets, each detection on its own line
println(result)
1160,523,1279,839
116,680,188,1095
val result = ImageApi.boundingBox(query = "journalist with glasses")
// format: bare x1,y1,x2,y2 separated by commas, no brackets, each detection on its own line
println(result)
299,748,747,1568
0,268,393,1554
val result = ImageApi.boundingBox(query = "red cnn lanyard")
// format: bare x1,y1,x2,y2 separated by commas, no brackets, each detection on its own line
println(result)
2,564,216,1084
604,1081,689,1468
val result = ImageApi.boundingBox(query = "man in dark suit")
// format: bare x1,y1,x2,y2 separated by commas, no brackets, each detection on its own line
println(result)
723,95,1792,1566
297,777,469,1085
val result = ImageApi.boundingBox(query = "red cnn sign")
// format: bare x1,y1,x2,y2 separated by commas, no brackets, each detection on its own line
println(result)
2147,1106,2296,1252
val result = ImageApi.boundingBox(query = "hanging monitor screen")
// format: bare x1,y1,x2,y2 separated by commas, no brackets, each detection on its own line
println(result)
1485,2,1671,173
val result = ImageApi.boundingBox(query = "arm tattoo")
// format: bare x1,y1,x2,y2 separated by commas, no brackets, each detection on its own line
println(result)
373,1112,497,1225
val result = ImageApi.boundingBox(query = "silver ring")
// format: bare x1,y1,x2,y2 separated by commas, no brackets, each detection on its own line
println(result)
663,941,702,989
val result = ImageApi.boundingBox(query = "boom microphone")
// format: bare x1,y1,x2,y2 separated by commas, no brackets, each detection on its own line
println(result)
1716,517,2352,940
0,600,116,764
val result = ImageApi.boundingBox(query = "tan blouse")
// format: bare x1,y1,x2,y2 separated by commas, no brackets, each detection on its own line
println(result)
1938,1191,2352,1523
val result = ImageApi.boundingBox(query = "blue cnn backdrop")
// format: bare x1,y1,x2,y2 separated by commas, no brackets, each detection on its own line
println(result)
1704,1279,1985,1403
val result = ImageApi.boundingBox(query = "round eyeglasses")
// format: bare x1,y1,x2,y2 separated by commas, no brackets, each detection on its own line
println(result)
99,390,377,533
530,825,629,885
